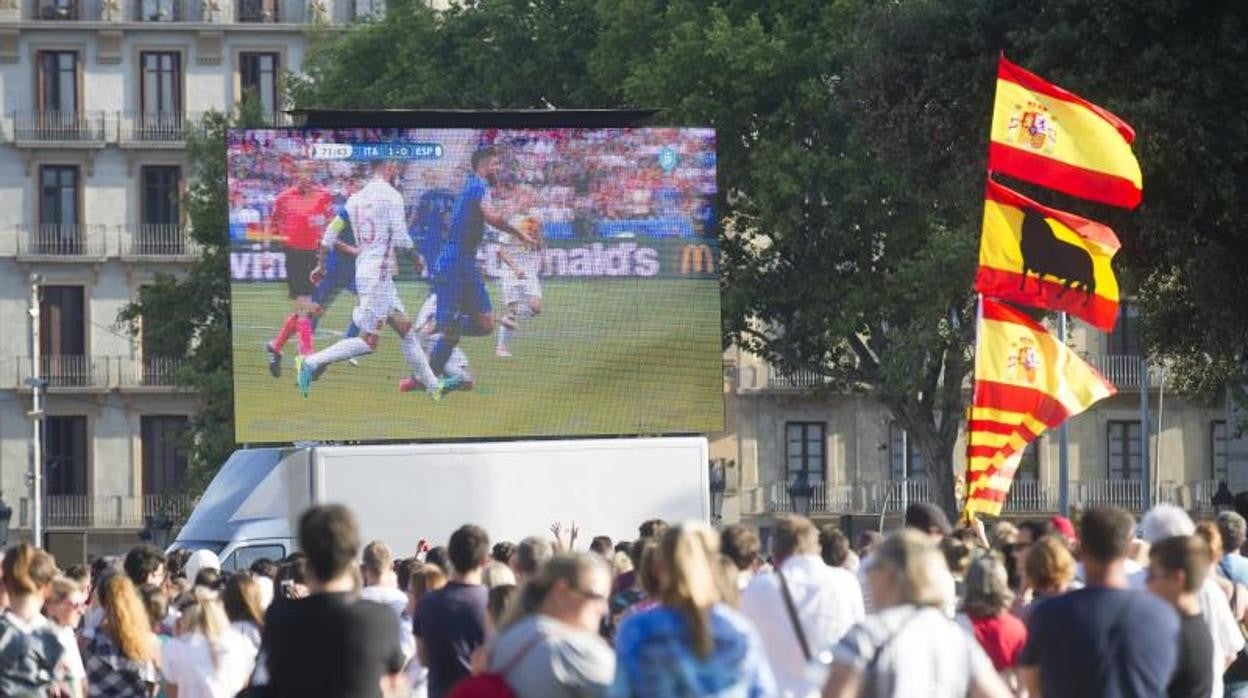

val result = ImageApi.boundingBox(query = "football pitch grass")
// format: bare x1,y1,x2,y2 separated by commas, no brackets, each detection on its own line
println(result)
231,278,724,443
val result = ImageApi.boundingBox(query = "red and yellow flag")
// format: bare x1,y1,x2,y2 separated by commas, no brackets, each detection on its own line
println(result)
974,179,1121,332
988,55,1142,209
963,299,1117,517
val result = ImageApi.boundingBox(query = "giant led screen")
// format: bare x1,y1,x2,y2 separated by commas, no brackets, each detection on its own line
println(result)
228,127,722,443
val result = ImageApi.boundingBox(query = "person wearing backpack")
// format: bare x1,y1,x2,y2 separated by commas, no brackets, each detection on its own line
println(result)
453,553,614,698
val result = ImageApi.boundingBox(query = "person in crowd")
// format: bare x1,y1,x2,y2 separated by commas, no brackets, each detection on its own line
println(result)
720,524,762,591
407,564,448,698
819,525,858,572
1048,516,1077,549
855,531,883,561
510,537,553,587
959,551,1027,679
414,524,491,698
66,564,92,590
161,588,258,698
396,558,423,594
823,530,1008,698
1013,535,1076,624
183,551,220,592
360,541,413,661
1218,511,1248,587
83,573,162,698
223,572,266,652
46,576,89,698
612,522,775,696
610,552,632,580
249,559,278,582
274,556,309,603
425,547,450,575
942,537,972,603
139,583,172,639
742,514,863,697
1137,503,1244,698
611,521,668,597
261,504,405,698
714,556,743,609
0,544,68,696
1018,507,1179,697
487,585,517,633
492,542,517,566
615,540,663,625
485,553,615,697
990,522,1018,551
1195,521,1248,619
124,546,167,589
901,503,957,616
1146,535,1215,698
483,562,517,590
165,550,191,583
194,569,223,593
590,536,614,559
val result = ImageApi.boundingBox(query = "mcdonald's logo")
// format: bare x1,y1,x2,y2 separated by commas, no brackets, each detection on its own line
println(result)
680,244,714,275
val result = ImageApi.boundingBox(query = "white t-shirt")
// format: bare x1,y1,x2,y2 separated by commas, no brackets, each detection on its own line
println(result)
159,630,258,698
337,177,411,286
741,555,865,697
52,624,85,680
360,585,413,660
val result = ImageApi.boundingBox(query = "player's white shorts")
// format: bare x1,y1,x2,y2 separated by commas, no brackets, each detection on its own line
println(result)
501,250,542,306
352,277,405,334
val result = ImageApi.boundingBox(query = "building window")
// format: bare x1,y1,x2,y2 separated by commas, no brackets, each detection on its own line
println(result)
237,0,278,23
140,52,181,115
1016,440,1040,481
39,165,79,226
239,52,279,115
1107,302,1140,356
786,422,825,483
37,51,78,112
1108,420,1144,480
40,285,87,386
37,0,78,21
889,422,926,480
45,416,87,496
1214,421,1229,482
141,166,180,225
142,416,188,495
139,0,178,20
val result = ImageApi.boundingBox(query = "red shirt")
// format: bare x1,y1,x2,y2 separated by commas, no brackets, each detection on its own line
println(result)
969,612,1028,671
272,186,333,251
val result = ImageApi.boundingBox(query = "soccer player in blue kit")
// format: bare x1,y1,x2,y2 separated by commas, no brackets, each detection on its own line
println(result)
425,145,537,392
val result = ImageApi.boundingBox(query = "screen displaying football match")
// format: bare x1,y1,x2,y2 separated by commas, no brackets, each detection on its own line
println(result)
227,127,723,443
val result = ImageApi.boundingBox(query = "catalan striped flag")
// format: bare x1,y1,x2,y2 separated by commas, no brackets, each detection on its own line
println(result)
974,179,1121,332
988,55,1142,209
963,299,1117,517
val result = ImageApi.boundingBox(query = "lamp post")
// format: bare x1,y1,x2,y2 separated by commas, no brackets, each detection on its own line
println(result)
140,512,174,550
0,496,12,548
787,472,814,516
1213,480,1235,514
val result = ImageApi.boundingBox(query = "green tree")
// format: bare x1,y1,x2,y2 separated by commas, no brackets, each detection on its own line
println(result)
119,102,267,495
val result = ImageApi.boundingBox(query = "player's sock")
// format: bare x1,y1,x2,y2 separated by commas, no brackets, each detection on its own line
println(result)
307,337,372,370
400,331,439,393
296,316,314,355
345,321,360,339
271,313,298,352
497,325,511,350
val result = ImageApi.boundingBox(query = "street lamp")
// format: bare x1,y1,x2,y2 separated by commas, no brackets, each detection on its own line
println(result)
1213,480,1235,514
139,512,174,550
709,461,727,525
787,472,815,516
0,496,13,548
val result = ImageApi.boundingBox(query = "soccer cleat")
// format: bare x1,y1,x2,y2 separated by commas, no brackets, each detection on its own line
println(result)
347,358,360,367
265,343,282,378
296,356,313,398
496,346,512,358
432,374,465,402
398,377,426,393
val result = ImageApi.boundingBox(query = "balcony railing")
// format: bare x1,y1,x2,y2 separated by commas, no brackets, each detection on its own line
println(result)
120,224,196,257
1084,353,1168,390
135,0,184,20
118,112,201,143
16,356,110,389
36,0,78,19
17,224,108,258
765,365,831,391
117,356,185,387
237,0,277,21
16,493,197,529
11,111,107,143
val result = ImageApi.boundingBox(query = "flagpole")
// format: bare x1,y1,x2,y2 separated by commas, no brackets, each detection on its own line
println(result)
1058,312,1070,517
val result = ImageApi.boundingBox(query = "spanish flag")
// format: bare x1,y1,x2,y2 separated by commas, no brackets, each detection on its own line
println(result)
988,55,1142,209
974,179,1121,332
963,299,1117,517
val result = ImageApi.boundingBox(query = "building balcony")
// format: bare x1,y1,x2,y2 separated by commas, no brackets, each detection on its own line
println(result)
119,224,197,259
11,111,107,145
116,356,186,389
14,493,197,529
15,355,111,390
118,111,202,146
748,477,1222,517
1084,353,1168,391
16,224,108,260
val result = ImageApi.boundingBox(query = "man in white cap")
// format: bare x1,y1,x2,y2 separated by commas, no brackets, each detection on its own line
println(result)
184,549,221,587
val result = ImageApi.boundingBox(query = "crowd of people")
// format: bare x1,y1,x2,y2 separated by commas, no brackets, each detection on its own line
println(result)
227,127,717,246
1,499,1245,697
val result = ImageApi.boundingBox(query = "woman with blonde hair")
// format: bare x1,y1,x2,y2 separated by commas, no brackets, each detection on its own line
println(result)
83,573,161,697
823,530,1010,698
160,588,257,698
1013,535,1076,624
611,522,775,696
0,543,68,696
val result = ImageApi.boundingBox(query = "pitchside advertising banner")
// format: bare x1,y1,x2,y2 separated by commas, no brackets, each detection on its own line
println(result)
227,127,723,443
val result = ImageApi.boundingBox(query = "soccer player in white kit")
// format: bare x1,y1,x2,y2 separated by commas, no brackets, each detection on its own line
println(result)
298,159,442,398
398,293,473,393
494,214,543,358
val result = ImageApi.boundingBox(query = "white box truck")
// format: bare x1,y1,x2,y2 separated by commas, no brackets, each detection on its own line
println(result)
171,437,709,570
